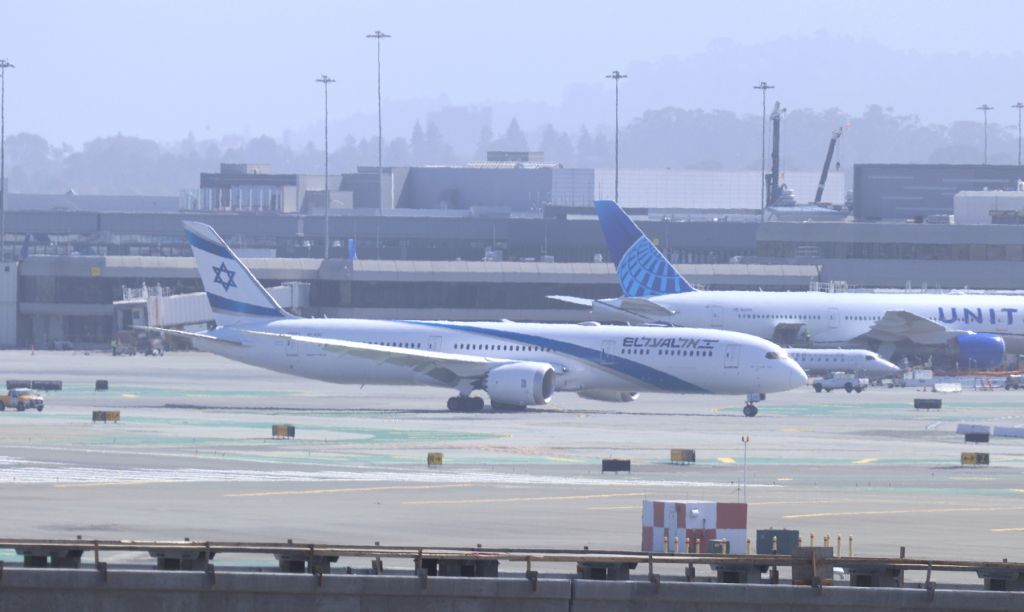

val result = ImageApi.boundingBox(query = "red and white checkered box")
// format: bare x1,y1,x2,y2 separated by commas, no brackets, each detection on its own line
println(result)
641,500,747,554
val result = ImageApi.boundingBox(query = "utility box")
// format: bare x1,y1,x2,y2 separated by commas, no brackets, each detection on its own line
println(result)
602,459,631,473
962,452,990,466
272,424,295,439
914,398,941,410
427,452,443,467
95,380,109,391
670,449,696,464
92,410,120,423
708,539,730,554
756,529,800,555
965,432,990,443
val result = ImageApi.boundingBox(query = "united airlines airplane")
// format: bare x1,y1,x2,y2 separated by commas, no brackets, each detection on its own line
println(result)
551,200,1016,370
161,222,806,416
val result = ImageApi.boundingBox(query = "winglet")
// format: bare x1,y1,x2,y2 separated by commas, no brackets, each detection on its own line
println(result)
592,200,696,297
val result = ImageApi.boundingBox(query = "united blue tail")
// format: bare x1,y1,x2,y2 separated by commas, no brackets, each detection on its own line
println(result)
183,221,292,327
593,200,696,297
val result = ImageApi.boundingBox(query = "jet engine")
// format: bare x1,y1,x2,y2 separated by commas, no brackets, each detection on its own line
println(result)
485,362,555,406
576,390,640,403
951,333,1005,370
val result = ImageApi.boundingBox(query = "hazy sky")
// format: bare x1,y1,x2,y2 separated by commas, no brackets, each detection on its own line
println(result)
5,0,1024,146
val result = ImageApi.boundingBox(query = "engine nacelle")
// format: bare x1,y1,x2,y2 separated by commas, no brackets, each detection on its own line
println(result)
951,333,1005,370
485,362,555,406
576,390,640,403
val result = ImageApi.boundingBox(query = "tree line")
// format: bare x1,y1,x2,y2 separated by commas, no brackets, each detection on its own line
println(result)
4,105,1020,196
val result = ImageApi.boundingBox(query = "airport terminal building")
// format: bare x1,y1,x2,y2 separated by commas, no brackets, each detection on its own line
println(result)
3,161,1024,349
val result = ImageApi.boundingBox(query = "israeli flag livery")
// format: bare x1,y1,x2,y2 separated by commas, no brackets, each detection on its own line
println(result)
183,221,291,326
593,200,696,297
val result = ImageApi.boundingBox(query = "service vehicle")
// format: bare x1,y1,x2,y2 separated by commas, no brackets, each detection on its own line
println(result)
812,372,868,393
0,388,45,411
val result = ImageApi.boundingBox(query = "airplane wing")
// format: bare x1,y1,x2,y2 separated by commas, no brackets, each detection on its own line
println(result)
859,310,959,345
547,295,676,321
244,330,525,386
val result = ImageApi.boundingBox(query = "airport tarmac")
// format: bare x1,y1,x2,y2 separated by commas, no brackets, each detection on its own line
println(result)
1,350,1023,568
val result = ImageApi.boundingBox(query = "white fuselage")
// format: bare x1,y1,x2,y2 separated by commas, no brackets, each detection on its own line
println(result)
615,291,1024,353
787,348,900,379
196,318,806,397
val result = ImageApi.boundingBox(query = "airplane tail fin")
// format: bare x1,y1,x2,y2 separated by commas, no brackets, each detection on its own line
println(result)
183,221,292,327
593,200,696,297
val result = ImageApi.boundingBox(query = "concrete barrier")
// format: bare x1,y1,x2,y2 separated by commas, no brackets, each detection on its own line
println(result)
0,568,1020,612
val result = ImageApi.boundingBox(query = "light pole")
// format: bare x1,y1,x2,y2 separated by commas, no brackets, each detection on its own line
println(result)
0,59,13,263
316,74,335,259
606,70,627,202
754,81,774,222
367,30,391,212
1013,103,1024,166
978,104,994,165
741,435,750,503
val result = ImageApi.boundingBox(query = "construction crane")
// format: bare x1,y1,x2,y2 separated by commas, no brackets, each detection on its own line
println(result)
814,126,844,204
765,102,785,206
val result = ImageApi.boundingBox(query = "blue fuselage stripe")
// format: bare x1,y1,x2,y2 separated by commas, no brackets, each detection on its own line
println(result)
208,293,284,317
404,321,708,393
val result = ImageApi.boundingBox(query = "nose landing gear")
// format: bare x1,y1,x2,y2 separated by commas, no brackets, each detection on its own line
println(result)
447,395,485,412
742,393,764,417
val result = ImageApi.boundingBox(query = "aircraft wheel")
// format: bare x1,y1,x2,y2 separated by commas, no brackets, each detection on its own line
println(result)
844,383,854,393
491,401,527,412
812,383,823,393
448,396,485,412
742,404,758,417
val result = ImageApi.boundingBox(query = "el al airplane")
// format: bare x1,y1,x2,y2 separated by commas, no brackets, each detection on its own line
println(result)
551,200,1013,370
160,221,807,416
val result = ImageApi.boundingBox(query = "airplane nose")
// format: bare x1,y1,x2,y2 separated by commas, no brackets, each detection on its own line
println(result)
881,359,901,376
788,360,809,388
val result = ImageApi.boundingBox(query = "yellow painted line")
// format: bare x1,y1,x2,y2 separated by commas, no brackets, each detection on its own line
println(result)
226,483,472,498
587,505,637,511
402,492,646,507
853,457,878,465
542,456,584,463
777,477,793,481
55,480,179,489
717,457,736,464
785,505,1024,520
991,527,1024,533
121,393,138,398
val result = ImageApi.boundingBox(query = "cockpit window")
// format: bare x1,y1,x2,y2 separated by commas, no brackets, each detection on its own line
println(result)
866,355,875,360
765,351,780,360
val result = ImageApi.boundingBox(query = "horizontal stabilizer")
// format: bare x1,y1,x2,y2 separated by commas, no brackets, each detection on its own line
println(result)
133,326,245,346
547,295,595,308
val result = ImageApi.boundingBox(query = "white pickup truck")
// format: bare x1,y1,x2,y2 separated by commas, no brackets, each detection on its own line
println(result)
812,372,869,394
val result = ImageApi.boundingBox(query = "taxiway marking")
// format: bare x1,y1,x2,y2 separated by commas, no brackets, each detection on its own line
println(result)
717,457,736,464
403,492,647,506
225,483,472,498
785,505,1024,520
853,458,878,465
56,480,179,489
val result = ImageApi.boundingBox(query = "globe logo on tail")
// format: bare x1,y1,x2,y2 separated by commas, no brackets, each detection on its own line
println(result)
617,239,685,297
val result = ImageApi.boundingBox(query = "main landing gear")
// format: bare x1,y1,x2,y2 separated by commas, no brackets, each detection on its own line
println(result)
447,396,485,412
742,393,764,417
